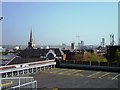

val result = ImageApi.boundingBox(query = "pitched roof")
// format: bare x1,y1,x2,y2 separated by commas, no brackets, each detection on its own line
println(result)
7,57,45,65
19,48,63,58
50,48,64,56
19,48,49,57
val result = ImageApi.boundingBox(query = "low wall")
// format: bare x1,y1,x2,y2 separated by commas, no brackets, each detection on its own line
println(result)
56,60,120,72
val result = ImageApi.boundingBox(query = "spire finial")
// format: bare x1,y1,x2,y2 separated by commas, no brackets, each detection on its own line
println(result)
28,27,33,48
30,27,32,43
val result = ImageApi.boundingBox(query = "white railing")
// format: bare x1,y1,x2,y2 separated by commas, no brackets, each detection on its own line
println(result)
0,77,37,90
0,61,56,78
0,61,56,74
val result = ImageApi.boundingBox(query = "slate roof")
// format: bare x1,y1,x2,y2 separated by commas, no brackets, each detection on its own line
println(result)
19,48,63,58
5,48,64,65
50,48,63,56
96,46,107,53
7,57,45,65
19,48,49,57
0,54,17,66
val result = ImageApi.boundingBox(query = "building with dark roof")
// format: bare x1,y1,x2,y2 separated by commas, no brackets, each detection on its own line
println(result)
3,30,64,66
6,57,44,65
95,46,107,53
19,48,64,60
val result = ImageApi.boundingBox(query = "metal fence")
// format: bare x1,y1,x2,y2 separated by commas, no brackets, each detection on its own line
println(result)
0,77,37,90
60,60,120,67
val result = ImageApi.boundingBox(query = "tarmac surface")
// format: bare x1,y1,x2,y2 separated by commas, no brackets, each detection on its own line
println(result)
27,68,120,89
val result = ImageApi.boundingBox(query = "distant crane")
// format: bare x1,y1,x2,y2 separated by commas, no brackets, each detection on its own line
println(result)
76,35,80,41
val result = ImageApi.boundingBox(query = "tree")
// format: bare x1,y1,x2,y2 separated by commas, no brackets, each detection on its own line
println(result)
83,51,107,62
83,51,89,60
74,52,83,61
93,53,107,62
114,49,120,62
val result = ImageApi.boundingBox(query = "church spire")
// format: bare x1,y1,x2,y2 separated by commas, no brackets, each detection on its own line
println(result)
28,28,33,48
30,28,32,43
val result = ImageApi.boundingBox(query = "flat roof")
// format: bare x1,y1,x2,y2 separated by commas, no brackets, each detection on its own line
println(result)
25,68,119,88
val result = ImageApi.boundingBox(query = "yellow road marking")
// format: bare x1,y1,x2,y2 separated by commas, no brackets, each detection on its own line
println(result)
56,70,83,75
0,81,13,87
112,74,120,80
88,72,101,78
42,68,119,80
48,69,68,73
99,73,110,78
74,73,84,77
52,87,58,90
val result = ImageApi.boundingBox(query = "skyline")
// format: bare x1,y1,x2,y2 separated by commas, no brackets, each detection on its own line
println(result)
2,2,118,46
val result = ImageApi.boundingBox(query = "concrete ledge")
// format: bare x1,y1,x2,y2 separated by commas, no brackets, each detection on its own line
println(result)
58,64,120,73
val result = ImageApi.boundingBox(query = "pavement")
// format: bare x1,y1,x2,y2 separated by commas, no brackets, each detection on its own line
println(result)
1,68,119,89
27,68,120,89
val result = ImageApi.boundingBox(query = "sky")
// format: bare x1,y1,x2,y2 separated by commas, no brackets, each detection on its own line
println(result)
2,2,118,46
